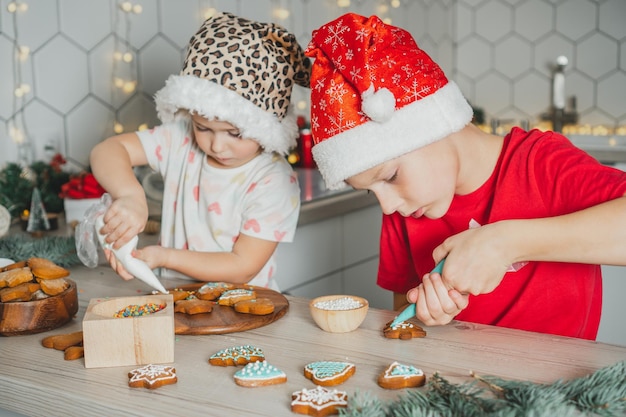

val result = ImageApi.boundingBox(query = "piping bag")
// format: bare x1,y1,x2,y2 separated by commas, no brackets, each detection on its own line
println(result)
389,251,527,327
75,193,168,294
389,259,445,328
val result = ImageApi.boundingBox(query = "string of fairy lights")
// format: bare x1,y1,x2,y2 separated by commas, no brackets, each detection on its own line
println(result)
6,1,32,166
5,0,406,145
112,1,146,134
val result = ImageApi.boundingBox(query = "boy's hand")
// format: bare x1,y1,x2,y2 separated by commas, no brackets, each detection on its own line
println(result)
407,272,469,326
100,195,148,249
433,224,511,296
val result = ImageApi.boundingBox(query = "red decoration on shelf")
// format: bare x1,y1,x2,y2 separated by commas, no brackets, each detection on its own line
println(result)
60,173,106,200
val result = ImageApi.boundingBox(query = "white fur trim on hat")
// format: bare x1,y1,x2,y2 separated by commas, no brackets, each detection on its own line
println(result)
154,74,298,155
312,81,473,190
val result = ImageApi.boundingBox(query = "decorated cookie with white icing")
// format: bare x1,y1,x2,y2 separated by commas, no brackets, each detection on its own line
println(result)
304,361,356,386
383,319,427,340
291,385,348,417
128,364,177,389
196,282,235,300
377,361,426,389
208,345,265,366
233,360,287,387
217,288,256,306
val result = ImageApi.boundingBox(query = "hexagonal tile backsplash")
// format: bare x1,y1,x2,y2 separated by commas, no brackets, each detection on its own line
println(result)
1,0,625,169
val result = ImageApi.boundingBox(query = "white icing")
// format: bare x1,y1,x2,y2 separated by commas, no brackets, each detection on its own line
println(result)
383,361,424,379
128,364,176,385
314,297,363,310
292,386,348,410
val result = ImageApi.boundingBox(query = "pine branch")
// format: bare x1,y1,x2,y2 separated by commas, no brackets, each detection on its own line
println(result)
340,362,626,417
474,361,626,417
0,234,80,268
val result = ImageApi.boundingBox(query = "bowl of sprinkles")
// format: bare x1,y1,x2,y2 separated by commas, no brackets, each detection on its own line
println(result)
114,302,166,318
309,295,369,333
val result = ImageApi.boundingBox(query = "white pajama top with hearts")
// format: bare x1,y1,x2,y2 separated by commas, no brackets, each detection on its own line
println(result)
137,119,300,290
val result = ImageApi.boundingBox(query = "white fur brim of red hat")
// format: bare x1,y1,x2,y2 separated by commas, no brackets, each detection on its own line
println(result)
154,74,298,156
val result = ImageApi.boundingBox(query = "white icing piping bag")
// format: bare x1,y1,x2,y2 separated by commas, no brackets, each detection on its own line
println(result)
95,215,168,294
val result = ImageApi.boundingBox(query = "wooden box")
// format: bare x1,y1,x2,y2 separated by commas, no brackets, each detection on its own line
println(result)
82,294,174,369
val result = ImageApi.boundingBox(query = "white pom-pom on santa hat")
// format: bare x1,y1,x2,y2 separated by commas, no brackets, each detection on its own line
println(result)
361,84,396,123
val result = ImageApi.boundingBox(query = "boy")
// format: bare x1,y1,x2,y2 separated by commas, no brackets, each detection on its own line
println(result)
305,13,626,339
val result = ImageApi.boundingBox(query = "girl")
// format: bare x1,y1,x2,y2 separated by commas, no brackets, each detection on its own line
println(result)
90,12,310,291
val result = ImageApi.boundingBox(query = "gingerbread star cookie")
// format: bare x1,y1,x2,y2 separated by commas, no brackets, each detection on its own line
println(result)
291,386,348,417
128,364,177,389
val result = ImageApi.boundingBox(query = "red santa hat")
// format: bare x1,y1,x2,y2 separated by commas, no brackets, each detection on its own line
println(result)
305,13,473,189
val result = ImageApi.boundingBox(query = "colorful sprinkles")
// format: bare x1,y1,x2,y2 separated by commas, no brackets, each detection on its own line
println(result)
114,303,166,318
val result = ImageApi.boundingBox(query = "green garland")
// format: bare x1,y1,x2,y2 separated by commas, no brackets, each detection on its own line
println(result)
340,361,626,417
0,234,80,268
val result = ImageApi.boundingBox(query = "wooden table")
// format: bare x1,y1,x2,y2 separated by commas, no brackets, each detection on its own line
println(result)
1,266,625,416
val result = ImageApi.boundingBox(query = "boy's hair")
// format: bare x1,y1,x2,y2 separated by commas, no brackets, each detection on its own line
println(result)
305,13,473,189
155,12,311,156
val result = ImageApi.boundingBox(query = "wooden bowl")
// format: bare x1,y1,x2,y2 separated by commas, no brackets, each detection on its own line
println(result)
309,295,369,333
0,279,78,336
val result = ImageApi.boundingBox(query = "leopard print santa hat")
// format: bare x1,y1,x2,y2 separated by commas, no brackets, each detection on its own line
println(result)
155,12,311,155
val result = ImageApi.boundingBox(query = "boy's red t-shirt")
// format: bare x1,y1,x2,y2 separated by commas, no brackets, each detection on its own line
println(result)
378,128,626,339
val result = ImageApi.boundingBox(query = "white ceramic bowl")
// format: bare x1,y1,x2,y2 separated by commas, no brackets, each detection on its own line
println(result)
309,295,369,333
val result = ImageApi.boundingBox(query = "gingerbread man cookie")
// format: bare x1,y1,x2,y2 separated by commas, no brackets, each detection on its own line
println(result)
233,298,275,315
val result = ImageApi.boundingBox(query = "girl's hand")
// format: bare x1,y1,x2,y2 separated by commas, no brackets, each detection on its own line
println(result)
103,248,134,280
407,272,469,326
131,245,165,270
432,223,512,296
100,195,148,249
104,245,164,281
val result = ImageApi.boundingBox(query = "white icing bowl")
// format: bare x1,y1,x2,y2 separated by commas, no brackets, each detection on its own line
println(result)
309,295,369,333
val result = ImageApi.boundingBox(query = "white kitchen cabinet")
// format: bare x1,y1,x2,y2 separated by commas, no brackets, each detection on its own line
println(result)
274,205,386,306
597,266,626,346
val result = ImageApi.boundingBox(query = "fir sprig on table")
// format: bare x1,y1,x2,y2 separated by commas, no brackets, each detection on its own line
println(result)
0,234,80,268
340,361,626,417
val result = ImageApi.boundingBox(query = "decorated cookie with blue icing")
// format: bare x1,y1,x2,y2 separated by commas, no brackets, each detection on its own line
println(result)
304,361,356,386
208,345,265,366
234,360,287,387
377,361,425,389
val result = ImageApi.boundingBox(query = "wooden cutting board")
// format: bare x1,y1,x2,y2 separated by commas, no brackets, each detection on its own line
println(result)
169,283,289,335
